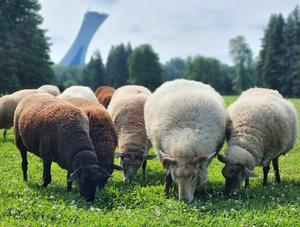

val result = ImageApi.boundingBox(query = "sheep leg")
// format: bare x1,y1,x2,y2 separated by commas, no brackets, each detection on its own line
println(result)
142,160,147,180
272,157,281,183
3,129,7,141
67,171,72,192
164,171,173,197
244,178,250,189
41,160,52,187
263,164,270,186
20,149,28,181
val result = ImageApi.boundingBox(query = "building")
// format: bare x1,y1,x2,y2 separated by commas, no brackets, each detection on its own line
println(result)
60,11,108,66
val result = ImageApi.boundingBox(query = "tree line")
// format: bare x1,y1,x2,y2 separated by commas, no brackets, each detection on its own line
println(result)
257,6,300,97
0,0,54,94
1,1,300,96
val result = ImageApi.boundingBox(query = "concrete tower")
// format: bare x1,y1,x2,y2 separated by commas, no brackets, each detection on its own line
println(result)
60,11,108,66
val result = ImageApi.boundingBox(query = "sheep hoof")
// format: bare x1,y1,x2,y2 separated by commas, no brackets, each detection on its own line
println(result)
40,182,49,188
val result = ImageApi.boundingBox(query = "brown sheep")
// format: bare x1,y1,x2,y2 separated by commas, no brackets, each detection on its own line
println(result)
95,86,115,108
14,93,108,201
68,98,122,188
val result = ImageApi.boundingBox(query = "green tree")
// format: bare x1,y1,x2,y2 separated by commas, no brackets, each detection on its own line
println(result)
127,44,163,91
257,14,286,91
163,57,186,81
80,51,106,90
52,65,84,90
0,0,54,93
183,55,234,94
185,56,225,92
229,35,255,92
284,5,300,96
106,43,132,88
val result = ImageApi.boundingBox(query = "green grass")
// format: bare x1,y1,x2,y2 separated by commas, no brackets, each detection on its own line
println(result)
0,96,300,226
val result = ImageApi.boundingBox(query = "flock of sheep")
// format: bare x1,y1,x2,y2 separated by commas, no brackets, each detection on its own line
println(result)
0,79,298,203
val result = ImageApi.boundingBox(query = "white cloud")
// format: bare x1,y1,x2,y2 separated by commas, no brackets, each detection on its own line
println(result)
39,0,299,65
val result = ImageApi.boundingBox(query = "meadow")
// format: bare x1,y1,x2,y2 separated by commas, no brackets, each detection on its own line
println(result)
0,96,299,226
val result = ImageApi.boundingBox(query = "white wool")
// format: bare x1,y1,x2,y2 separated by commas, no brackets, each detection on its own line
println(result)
145,79,227,159
226,88,298,168
108,85,151,155
38,85,61,96
58,86,98,102
226,145,256,168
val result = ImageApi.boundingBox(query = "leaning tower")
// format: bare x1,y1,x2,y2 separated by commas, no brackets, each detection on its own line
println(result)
60,11,108,65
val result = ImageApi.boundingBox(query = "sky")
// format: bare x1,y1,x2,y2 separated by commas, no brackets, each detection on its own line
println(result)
39,0,299,65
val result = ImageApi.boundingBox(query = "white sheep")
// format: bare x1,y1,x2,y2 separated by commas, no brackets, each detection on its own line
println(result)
59,86,98,102
38,85,61,96
107,85,156,182
144,79,227,202
218,88,298,194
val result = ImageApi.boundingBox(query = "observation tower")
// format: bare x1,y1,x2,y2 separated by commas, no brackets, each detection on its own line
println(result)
60,11,108,65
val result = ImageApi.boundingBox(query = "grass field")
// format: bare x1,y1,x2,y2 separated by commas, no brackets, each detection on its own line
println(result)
0,96,299,226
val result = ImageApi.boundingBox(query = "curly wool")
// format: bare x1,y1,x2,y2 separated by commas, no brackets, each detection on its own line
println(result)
145,79,227,159
108,85,151,155
59,86,98,102
14,93,97,171
68,98,117,174
0,89,38,131
38,85,61,96
226,88,298,168
95,86,115,108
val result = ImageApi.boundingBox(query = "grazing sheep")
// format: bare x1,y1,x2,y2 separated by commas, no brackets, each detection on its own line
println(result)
107,85,156,182
0,89,38,140
59,86,98,102
38,85,61,96
95,86,115,108
14,93,108,201
144,79,227,202
68,98,122,188
218,88,298,194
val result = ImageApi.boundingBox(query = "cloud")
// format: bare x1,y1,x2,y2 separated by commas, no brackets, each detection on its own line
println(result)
126,24,144,34
88,0,119,6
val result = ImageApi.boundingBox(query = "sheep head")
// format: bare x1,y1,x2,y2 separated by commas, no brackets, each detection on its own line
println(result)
68,164,110,202
159,151,216,203
115,151,156,182
218,154,257,194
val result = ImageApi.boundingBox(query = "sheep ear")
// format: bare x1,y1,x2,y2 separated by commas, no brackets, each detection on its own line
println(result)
217,154,228,164
67,167,82,183
114,152,124,158
207,152,217,163
244,167,257,178
143,154,156,160
94,166,110,177
162,157,177,169
112,164,123,171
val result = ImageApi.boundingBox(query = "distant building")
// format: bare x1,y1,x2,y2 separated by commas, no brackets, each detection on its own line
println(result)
60,11,108,66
